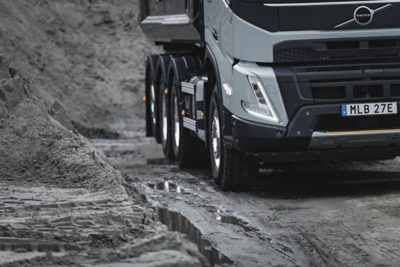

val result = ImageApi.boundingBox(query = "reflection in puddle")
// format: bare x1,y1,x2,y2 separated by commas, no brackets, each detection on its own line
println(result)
148,181,186,194
157,208,233,266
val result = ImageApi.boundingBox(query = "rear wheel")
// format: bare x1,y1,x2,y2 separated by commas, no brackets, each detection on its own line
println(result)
209,88,256,191
170,76,207,168
145,58,159,140
159,75,174,160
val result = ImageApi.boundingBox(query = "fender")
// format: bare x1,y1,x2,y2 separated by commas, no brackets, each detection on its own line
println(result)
204,44,222,99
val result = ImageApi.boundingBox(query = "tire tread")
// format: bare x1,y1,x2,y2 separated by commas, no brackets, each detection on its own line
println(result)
220,148,254,191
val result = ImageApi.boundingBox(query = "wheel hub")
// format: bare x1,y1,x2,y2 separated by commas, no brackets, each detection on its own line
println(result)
173,93,180,150
150,84,156,125
161,92,168,143
211,110,221,170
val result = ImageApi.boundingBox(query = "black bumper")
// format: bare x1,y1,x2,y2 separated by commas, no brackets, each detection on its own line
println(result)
223,109,400,162
246,147,400,163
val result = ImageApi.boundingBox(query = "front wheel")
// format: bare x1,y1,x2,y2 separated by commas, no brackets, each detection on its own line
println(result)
209,89,256,191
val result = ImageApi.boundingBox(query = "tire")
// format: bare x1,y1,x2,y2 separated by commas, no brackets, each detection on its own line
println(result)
158,72,174,160
145,57,159,140
170,76,207,168
209,87,256,191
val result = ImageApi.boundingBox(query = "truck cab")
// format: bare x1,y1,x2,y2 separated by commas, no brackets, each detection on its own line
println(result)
140,0,400,191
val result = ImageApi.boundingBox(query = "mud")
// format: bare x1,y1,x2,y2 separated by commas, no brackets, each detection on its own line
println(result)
0,184,205,267
97,135,400,267
157,208,233,266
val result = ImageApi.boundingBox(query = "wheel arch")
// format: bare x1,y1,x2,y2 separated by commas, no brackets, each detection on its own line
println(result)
204,46,222,99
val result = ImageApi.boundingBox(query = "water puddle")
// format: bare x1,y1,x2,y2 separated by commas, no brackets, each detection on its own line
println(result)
148,181,186,194
157,208,233,266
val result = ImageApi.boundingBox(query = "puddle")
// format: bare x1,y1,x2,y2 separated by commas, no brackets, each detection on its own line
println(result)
157,208,233,266
148,181,186,194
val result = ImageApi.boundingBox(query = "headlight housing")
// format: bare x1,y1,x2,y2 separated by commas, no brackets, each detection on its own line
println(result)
242,76,279,123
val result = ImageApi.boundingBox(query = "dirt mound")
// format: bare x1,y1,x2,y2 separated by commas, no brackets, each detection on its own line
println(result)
0,0,157,136
0,58,123,193
0,60,205,266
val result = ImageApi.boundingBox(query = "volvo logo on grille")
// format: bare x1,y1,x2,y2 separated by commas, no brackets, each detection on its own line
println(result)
335,4,392,29
354,6,373,25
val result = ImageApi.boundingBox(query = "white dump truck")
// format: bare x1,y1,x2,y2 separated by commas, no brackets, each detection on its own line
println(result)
140,0,400,190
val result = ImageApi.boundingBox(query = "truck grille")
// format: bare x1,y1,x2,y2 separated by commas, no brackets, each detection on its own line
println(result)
274,39,400,63
315,114,400,132
275,62,400,119
311,82,400,101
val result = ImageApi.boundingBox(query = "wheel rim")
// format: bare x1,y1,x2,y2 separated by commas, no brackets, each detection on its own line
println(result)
150,84,156,125
161,91,168,144
211,108,221,171
172,91,180,151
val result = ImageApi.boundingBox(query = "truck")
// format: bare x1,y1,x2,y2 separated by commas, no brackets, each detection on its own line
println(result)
140,0,400,191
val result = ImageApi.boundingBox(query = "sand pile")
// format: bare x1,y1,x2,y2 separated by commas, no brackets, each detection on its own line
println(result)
0,55,124,193
0,58,205,266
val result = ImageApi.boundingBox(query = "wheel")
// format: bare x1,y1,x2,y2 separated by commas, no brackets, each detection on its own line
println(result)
170,76,207,168
145,57,159,140
209,87,256,191
159,74,174,160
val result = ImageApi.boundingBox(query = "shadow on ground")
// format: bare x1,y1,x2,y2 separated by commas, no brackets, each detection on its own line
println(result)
183,160,400,198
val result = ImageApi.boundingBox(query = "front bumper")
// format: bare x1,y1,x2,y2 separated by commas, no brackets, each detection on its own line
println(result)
223,106,400,162
247,147,400,163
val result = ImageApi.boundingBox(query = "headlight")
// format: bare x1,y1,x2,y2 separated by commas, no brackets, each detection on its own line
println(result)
242,76,279,123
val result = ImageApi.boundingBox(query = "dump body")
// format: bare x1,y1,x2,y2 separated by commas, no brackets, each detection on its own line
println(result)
139,0,202,43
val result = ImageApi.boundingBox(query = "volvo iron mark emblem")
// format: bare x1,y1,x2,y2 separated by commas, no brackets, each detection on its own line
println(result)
335,4,392,28
354,6,373,25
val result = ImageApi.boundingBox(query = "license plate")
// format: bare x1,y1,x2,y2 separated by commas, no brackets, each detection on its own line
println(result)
341,102,398,117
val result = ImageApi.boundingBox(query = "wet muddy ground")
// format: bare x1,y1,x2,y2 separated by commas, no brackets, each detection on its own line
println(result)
93,134,400,267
